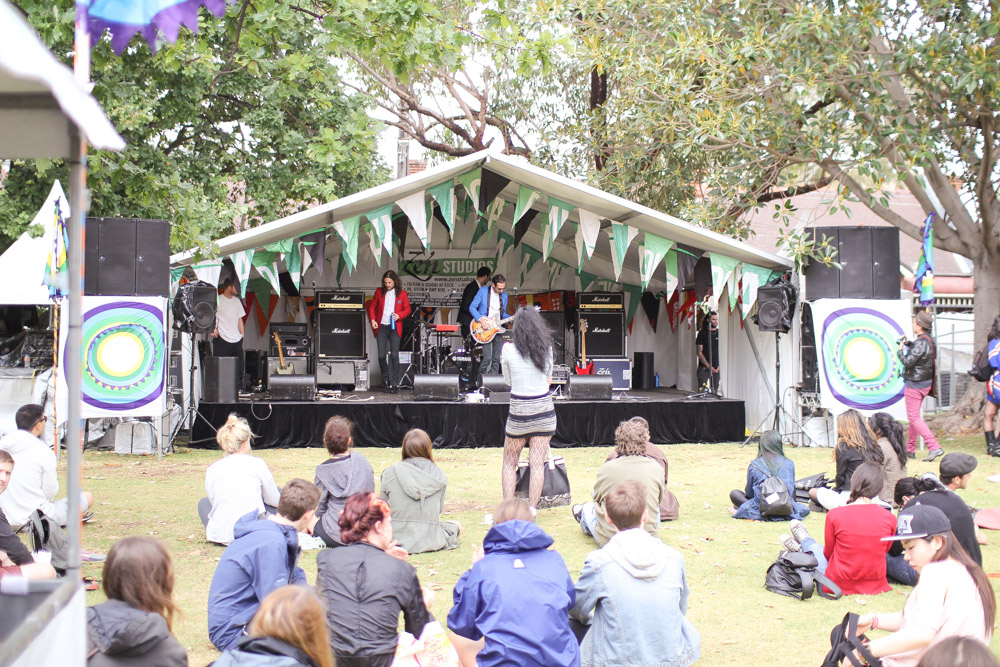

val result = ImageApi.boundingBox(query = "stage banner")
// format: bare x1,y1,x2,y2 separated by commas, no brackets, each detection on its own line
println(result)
399,249,498,308
810,298,912,420
58,296,168,419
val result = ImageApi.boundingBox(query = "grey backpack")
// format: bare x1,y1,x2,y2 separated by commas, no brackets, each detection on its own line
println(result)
28,510,70,575
752,463,794,517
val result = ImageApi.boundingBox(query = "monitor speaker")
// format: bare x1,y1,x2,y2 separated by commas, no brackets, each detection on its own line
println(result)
755,283,796,333
632,352,655,390
412,374,459,401
173,282,218,334
567,375,613,400
203,356,238,403
268,374,316,401
316,311,366,359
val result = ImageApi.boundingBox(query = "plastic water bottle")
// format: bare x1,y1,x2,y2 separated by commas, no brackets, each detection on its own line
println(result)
654,373,659,388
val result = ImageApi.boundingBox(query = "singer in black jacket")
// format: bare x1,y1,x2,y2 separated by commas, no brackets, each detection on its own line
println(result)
458,266,492,340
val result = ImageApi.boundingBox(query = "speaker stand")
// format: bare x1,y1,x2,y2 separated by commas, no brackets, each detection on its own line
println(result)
742,333,809,447
168,329,217,449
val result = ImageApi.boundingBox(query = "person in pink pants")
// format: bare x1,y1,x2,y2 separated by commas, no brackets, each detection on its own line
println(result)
898,310,942,462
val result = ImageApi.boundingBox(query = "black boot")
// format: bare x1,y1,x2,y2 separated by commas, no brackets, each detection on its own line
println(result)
988,431,1000,457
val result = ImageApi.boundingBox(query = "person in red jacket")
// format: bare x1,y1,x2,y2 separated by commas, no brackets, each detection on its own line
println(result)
366,270,411,394
780,463,896,595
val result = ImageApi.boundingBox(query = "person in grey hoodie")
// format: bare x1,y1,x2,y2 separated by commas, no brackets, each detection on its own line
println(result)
571,480,700,667
380,428,460,554
86,537,187,667
313,416,375,547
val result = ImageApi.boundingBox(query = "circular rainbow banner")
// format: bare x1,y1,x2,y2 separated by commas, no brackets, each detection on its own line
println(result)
79,299,166,414
815,301,909,415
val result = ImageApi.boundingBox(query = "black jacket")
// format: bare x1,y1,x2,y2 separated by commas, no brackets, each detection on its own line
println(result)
211,636,317,667
458,279,480,328
0,506,33,565
87,600,187,667
316,542,430,667
900,490,983,567
898,334,935,384
834,445,864,493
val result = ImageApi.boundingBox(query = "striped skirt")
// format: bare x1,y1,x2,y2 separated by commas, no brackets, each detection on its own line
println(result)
505,392,557,439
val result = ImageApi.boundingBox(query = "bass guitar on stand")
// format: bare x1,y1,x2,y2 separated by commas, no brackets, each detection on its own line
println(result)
272,332,294,375
575,318,594,375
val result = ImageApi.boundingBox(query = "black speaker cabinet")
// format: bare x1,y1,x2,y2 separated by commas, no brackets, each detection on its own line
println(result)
412,374,459,401
805,226,900,300
481,374,509,393
203,356,238,403
85,218,170,297
539,311,566,366
632,352,655,390
756,284,796,333
268,374,316,401
800,303,819,393
173,282,217,334
244,349,268,392
567,375,613,400
577,312,625,358
316,310,366,359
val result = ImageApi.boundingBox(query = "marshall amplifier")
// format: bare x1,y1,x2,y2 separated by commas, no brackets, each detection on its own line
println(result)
269,323,310,356
577,312,626,358
316,291,365,310
316,310,366,359
577,291,624,311
592,358,632,390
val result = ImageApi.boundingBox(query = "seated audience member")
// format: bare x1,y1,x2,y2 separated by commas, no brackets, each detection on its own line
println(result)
212,585,334,667
778,463,896,595
894,467,983,568
937,452,989,546
317,492,431,667
847,505,995,665
571,480,700,667
810,409,884,511
0,450,56,580
380,428,460,554
313,416,375,547
0,403,93,528
208,479,319,652
449,498,579,667
605,416,679,520
86,537,187,666
199,414,281,545
729,430,810,521
916,636,1000,667
886,477,922,586
869,412,908,506
573,420,663,546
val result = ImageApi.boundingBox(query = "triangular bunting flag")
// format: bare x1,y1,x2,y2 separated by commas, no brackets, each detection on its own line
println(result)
427,180,456,237
286,242,303,289
192,261,222,287
575,210,601,269
578,270,598,292
639,233,674,291
300,242,313,276
676,244,703,291
607,222,639,280
641,291,660,332
230,250,255,297
392,211,410,255
252,251,281,295
709,254,739,309
265,239,293,254
512,185,543,229
740,264,771,319
545,197,573,260
471,215,492,248
364,204,394,265
496,229,515,259
664,249,679,299
300,231,326,278
521,244,543,274
332,216,360,274
479,170,511,213
728,263,741,312
397,191,429,250
513,210,538,247
623,284,643,328
483,198,505,231
457,169,482,215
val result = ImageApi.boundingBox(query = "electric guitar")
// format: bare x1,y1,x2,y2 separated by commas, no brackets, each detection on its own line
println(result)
272,332,294,375
471,314,515,345
575,318,594,374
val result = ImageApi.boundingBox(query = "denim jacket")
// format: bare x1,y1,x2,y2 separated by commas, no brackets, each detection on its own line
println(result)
732,456,810,521
571,529,700,667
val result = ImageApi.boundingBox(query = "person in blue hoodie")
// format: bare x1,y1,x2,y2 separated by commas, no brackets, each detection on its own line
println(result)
468,274,509,376
448,498,579,667
207,479,320,652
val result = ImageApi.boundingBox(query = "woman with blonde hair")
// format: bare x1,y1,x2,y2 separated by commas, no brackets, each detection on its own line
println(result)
199,413,281,545
212,585,334,667
380,428,460,554
810,409,884,511
86,537,186,666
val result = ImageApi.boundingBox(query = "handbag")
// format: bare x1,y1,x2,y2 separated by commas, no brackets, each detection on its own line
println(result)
764,550,842,601
515,454,571,509
821,612,883,667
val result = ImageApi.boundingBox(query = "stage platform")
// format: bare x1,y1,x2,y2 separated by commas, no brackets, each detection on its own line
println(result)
191,387,744,449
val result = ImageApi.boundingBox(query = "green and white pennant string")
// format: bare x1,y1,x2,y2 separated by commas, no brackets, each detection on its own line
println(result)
457,169,482,216
396,191,429,250
728,263,741,311
607,221,638,281
192,260,223,288
740,263,771,319
230,249,254,296
286,240,303,289
664,249,679,298
512,185,543,231
575,209,601,269
483,197,505,231
709,254,739,310
252,250,281,295
639,233,674,290
427,180,456,238
364,204,394,266
332,216,360,274
544,197,573,261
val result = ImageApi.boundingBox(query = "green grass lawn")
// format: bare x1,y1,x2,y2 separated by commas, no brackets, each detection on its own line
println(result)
69,433,1000,666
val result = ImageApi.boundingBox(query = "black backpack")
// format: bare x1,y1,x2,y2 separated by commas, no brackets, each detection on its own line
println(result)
970,341,995,382
752,463,794,517
821,612,883,667
764,550,842,601
27,510,70,576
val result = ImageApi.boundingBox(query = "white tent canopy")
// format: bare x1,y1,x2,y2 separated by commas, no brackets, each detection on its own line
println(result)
0,180,70,305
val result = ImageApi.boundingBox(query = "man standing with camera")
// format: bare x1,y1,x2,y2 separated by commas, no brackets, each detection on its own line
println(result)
898,310,942,462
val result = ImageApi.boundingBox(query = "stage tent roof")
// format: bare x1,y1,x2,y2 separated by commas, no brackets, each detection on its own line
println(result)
172,150,791,299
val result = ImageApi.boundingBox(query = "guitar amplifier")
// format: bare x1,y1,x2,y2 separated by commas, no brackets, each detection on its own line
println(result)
269,323,310,356
577,312,626,358
316,359,355,385
316,291,365,310
577,291,624,311
592,358,632,390
268,374,316,401
550,365,571,385
268,357,312,376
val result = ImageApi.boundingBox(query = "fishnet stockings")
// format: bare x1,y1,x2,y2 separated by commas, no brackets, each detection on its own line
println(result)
501,435,552,507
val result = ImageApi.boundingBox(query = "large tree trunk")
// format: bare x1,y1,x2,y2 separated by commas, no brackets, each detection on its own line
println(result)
929,247,1000,435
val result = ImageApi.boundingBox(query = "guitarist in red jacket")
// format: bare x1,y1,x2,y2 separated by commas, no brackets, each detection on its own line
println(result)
366,270,411,393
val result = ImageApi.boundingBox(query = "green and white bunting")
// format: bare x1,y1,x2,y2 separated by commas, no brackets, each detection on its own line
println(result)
230,250,254,296
664,249,679,298
545,197,573,260
639,233,674,290
483,198,505,231
709,254,739,309
427,180,456,237
578,270,598,293
521,244,542,276
299,242,313,276
397,191,429,250
286,241,303,289
332,216,360,274
608,222,638,280
728,263,741,311
512,185,543,230
252,250,281,295
192,260,223,288
457,169,482,216
364,204,394,265
740,263,772,319
575,210,601,269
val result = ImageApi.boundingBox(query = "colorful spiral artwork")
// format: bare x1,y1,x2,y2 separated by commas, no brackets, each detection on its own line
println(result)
80,300,166,412
819,306,906,411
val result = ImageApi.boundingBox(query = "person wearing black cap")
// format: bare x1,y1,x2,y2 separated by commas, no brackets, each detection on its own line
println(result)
846,504,995,666
898,310,942,462
894,468,983,568
939,453,978,493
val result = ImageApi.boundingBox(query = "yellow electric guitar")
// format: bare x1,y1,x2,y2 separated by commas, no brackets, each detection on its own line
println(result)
272,332,294,375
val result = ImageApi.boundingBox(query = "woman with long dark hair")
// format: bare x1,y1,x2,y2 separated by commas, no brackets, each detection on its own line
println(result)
847,504,995,665
810,409,884,510
870,412,908,506
500,307,555,508
983,315,1000,456
729,430,810,521
365,269,411,393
